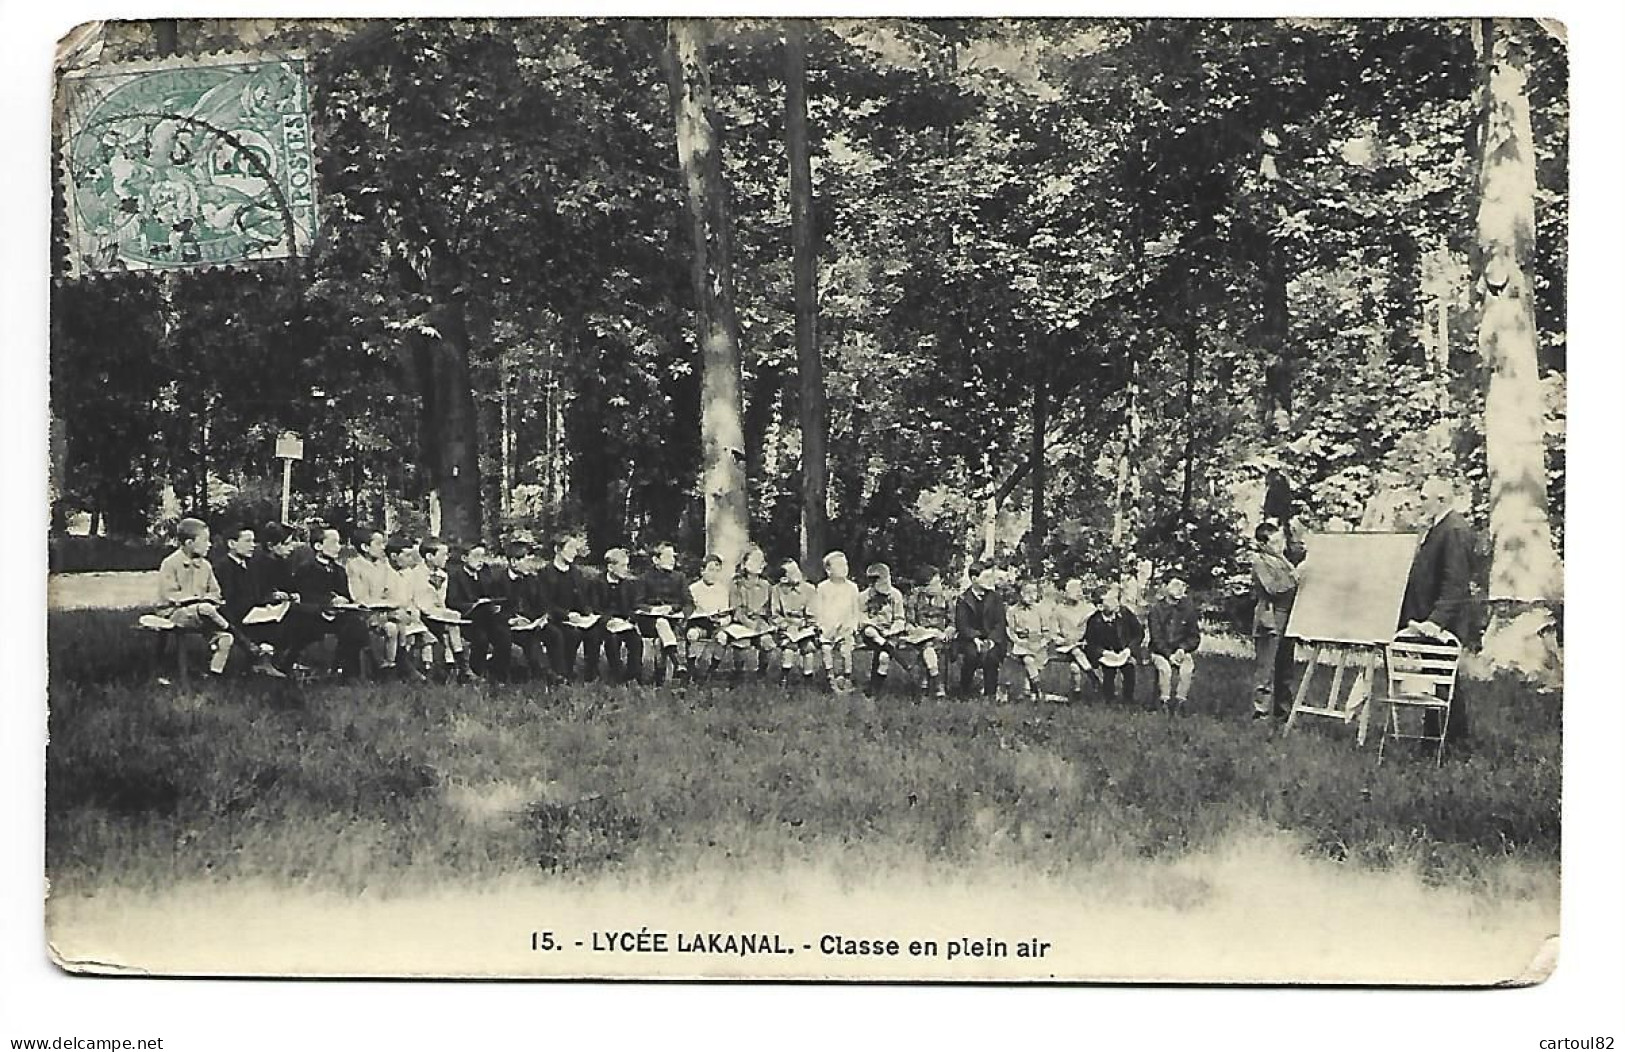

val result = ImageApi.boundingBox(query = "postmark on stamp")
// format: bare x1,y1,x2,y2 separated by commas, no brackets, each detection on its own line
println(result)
57,52,317,277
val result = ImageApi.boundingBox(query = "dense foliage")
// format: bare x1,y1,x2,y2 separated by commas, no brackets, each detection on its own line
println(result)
50,17,1567,594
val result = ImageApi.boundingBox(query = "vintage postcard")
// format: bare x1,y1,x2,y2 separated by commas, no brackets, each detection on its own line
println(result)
43,16,1565,986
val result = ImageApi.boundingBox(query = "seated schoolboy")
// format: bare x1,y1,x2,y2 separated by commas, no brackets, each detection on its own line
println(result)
346,527,404,676
858,562,908,692
1084,586,1143,704
902,566,954,698
638,542,692,683
597,547,645,684
769,558,820,685
1006,578,1053,700
728,546,777,679
447,542,509,680
534,533,606,681
155,517,282,678
954,562,1008,698
1048,576,1096,700
384,538,431,681
812,550,862,693
500,540,556,681
283,526,370,679
478,540,530,682
687,554,734,679
409,537,468,680
210,524,290,675
1147,575,1201,713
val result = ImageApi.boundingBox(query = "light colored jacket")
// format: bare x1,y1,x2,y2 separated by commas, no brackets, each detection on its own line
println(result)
1251,551,1298,634
156,548,222,610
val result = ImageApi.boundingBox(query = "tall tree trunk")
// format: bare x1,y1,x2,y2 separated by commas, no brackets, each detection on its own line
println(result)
1259,244,1292,435
1476,20,1560,607
1029,372,1046,573
1180,317,1200,518
785,21,827,567
1110,361,1141,556
410,279,483,545
667,18,749,568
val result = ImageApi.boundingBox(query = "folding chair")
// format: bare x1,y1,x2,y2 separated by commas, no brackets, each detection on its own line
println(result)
1380,638,1462,766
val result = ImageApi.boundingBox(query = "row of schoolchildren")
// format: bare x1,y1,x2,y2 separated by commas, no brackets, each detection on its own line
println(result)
154,515,1209,705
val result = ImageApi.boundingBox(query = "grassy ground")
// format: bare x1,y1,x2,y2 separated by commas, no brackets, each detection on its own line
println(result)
45,607,1561,899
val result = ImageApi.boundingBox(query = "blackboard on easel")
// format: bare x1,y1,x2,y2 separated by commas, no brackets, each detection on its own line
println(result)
1285,532,1420,646
1284,532,1421,744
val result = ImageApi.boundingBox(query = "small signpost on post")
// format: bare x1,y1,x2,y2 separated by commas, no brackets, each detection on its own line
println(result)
275,432,304,523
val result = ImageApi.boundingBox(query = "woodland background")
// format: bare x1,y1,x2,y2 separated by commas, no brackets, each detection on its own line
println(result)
49,17,1567,620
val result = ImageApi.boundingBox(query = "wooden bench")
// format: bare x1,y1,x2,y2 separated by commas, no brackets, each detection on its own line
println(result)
135,613,217,688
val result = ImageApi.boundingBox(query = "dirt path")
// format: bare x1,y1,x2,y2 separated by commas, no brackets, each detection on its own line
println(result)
47,571,159,611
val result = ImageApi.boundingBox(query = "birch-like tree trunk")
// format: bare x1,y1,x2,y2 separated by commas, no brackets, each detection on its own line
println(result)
667,18,749,569
1476,20,1560,607
785,21,827,567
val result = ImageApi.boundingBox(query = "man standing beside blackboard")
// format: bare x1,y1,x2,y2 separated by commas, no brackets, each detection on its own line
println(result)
1399,477,1476,746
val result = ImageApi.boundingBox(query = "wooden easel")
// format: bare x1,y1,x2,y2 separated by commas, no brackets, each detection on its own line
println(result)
1284,640,1381,746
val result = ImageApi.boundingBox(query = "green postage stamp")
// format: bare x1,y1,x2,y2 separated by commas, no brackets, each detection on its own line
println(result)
57,51,317,276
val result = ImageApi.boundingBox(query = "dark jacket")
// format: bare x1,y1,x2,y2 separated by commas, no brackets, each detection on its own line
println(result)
446,564,485,615
480,565,525,614
954,586,1007,646
253,551,300,599
532,562,594,618
642,566,692,611
1400,509,1475,637
1147,596,1201,656
1084,609,1143,661
213,552,271,625
293,555,352,616
598,573,644,619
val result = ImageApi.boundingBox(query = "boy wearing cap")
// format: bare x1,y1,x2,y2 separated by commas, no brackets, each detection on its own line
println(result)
858,562,908,693
902,567,954,698
1147,575,1202,712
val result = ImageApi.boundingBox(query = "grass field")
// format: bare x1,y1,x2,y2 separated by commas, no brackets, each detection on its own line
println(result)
45,606,1561,903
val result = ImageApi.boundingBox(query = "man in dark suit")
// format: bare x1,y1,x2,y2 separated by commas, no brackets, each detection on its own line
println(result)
1399,478,1477,744
954,562,1008,698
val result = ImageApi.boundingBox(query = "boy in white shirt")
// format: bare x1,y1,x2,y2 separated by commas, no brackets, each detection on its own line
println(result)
813,550,862,693
410,538,468,679
688,554,733,679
